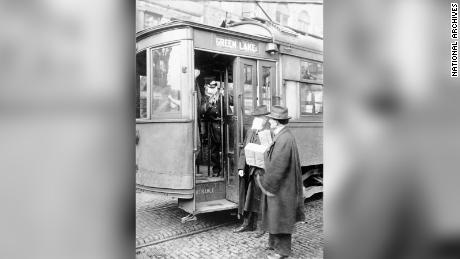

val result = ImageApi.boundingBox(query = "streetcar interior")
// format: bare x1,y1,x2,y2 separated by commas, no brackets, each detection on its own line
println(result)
194,50,234,182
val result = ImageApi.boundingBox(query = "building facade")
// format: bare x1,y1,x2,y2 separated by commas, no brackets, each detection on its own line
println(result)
136,0,323,37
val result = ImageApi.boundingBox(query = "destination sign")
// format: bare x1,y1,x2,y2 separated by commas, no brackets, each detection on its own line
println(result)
215,36,259,53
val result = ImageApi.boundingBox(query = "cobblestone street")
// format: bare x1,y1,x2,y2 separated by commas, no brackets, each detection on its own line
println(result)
136,192,323,258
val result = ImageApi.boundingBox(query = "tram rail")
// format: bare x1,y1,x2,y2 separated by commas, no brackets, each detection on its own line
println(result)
136,221,235,249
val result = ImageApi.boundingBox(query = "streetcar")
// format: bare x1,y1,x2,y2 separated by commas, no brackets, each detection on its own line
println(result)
136,19,323,221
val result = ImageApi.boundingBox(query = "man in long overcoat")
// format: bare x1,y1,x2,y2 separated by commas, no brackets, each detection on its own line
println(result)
257,105,305,259
234,105,270,236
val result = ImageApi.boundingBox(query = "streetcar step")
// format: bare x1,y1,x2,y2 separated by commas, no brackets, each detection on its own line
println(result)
195,199,238,214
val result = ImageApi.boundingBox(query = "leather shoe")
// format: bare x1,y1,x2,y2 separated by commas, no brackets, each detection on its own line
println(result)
233,225,251,233
266,253,288,259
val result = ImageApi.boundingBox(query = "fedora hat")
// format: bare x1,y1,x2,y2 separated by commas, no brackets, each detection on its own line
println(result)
266,105,291,120
251,105,269,116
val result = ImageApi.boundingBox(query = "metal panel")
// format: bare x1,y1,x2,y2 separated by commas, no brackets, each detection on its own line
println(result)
137,20,271,43
136,122,194,190
195,181,226,202
282,55,301,82
178,198,195,214
137,28,193,52
289,123,323,166
227,20,323,54
280,46,323,61
227,23,272,38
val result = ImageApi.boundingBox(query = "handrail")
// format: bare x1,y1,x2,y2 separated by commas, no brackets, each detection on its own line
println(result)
193,91,198,152
238,94,244,146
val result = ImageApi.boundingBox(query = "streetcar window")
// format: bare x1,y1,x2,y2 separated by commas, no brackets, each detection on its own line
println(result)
136,50,148,119
300,83,323,115
151,45,182,117
227,81,234,115
261,66,272,108
243,64,254,115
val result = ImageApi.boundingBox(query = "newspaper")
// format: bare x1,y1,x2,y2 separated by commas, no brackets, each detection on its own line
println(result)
244,130,273,169
244,143,266,169
258,129,273,147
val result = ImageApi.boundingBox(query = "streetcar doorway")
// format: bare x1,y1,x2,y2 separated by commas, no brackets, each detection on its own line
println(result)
195,50,235,181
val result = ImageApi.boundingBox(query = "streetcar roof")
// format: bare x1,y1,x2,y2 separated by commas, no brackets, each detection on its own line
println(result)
136,19,323,54
227,19,323,53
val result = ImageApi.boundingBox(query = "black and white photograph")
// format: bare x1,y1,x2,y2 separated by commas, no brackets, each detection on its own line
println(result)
3,1,460,259
135,0,323,258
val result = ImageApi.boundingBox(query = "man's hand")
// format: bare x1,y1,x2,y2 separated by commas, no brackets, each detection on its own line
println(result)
238,170,244,177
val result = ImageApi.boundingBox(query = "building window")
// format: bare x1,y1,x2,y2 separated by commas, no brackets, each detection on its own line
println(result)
276,11,289,25
144,12,162,28
276,4,289,26
300,84,323,116
241,2,254,18
300,60,323,83
298,11,311,34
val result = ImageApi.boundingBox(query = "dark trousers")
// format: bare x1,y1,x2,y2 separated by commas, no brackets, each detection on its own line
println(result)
208,122,221,174
241,211,262,230
268,233,292,256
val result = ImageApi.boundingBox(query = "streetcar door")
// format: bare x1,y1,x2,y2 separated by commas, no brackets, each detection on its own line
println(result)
226,57,258,203
224,66,238,203
239,58,258,130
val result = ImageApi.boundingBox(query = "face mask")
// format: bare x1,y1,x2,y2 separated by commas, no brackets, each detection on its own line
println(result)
206,86,218,96
251,117,266,130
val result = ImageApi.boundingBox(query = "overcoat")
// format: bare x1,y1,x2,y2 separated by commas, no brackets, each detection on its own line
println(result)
237,127,265,215
259,127,305,234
